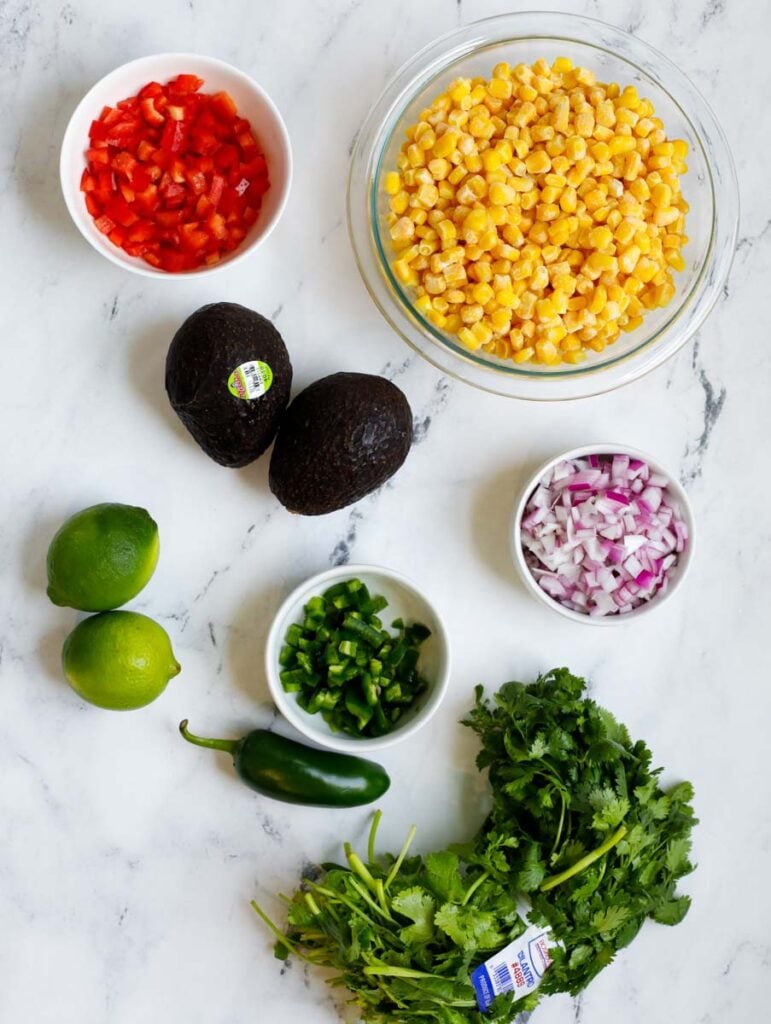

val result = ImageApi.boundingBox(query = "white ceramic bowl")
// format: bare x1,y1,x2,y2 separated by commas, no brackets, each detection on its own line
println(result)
265,564,451,753
511,443,695,625
60,52,292,278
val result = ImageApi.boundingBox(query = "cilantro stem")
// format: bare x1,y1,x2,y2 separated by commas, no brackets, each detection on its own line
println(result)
308,881,385,931
250,899,314,964
540,824,628,892
462,869,489,906
368,809,383,865
550,792,567,861
375,878,390,917
384,824,417,889
363,963,439,979
347,878,395,925
362,967,478,1009
345,844,380,895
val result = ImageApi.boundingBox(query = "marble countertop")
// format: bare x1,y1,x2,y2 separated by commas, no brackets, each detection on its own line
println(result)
1,0,768,1021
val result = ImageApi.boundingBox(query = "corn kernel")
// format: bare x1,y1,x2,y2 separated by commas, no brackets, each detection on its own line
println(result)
651,182,672,208
588,225,613,249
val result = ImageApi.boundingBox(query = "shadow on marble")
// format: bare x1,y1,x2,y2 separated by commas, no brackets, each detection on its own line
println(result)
15,76,95,244
127,317,194,446
226,583,278,713
470,461,533,593
38,624,73,686
21,511,70,597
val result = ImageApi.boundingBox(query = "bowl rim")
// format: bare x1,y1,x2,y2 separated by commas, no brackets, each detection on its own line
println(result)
348,11,739,400
264,562,452,752
59,51,293,279
510,442,695,625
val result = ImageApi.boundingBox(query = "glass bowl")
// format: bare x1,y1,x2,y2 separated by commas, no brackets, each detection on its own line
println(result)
348,12,738,400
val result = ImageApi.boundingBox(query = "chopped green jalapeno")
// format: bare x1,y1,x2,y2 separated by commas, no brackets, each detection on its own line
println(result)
278,578,431,738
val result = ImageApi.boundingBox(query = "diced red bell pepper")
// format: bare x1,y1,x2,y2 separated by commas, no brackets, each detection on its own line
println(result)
160,181,187,207
170,73,204,93
208,173,225,208
161,118,187,153
111,151,137,178
213,143,239,171
134,183,160,212
82,72,270,271
131,166,151,191
237,132,260,159
105,196,139,227
210,91,237,122
140,97,165,126
94,214,116,235
86,147,110,167
127,220,157,243
185,168,207,194
100,106,123,125
155,209,182,228
139,81,164,99
208,212,227,240
137,139,157,162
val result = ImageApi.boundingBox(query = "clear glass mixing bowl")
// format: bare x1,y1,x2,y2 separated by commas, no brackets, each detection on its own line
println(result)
348,12,738,400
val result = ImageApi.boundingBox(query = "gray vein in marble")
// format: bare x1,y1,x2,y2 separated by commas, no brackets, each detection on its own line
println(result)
195,565,231,603
0,1,38,75
260,815,282,842
381,355,414,380
701,0,726,28
735,217,771,263
412,376,452,445
682,338,726,482
330,507,363,565
321,217,342,245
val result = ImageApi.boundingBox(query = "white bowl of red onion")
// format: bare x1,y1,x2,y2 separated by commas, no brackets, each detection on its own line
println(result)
512,444,694,625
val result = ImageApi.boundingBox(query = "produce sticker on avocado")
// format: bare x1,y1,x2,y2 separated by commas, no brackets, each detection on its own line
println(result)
228,361,273,400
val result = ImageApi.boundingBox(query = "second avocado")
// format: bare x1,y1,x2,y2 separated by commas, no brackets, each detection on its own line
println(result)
166,302,292,468
269,372,413,515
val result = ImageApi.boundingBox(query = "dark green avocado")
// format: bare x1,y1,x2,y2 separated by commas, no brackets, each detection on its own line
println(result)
269,372,413,515
165,302,292,468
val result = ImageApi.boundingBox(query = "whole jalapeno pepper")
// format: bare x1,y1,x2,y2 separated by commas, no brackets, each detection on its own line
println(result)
179,720,390,807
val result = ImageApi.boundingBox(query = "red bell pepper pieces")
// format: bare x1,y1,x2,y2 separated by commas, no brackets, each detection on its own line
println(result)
80,74,270,271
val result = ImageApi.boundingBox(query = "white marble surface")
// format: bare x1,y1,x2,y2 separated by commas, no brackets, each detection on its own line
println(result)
0,0,768,1021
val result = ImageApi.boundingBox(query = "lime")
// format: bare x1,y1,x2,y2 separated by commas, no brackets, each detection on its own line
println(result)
62,611,181,711
47,503,159,612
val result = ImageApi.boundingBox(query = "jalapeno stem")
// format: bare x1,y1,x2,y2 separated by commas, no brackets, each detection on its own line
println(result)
179,719,239,755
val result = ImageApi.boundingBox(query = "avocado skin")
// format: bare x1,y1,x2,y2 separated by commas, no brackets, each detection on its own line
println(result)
165,302,292,468
269,372,413,515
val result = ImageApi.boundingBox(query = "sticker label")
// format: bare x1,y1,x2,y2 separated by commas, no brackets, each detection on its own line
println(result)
471,924,555,1013
228,361,273,400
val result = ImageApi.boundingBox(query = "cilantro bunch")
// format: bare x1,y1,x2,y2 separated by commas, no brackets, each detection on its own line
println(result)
463,668,697,997
253,669,696,1021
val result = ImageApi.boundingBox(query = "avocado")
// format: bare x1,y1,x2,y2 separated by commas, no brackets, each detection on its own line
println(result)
165,302,292,468
269,372,413,515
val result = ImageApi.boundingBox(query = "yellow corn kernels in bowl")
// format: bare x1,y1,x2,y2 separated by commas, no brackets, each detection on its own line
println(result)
384,57,689,367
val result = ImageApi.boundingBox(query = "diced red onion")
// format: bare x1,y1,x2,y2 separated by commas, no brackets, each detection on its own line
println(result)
520,453,689,617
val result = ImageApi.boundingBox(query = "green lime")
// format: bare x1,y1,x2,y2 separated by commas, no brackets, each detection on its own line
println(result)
47,503,159,612
62,611,181,711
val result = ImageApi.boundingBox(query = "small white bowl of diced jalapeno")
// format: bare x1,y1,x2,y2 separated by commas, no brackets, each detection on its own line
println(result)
265,564,451,753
